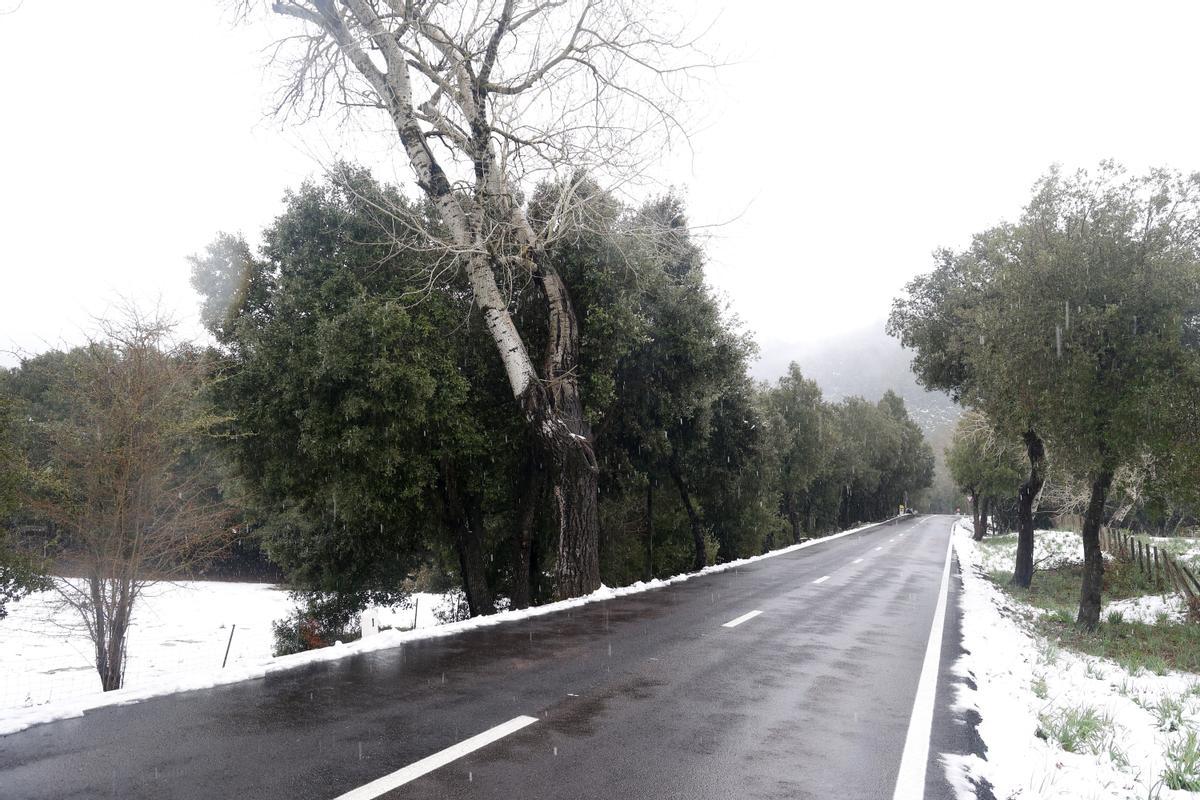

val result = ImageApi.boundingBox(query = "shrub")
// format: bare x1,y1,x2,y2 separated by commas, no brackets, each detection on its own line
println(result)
272,593,363,657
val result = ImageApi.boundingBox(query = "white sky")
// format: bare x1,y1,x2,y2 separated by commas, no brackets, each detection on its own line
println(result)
2,0,1198,367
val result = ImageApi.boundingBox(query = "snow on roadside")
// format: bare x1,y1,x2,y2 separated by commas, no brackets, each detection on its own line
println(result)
0,519,889,736
944,518,1200,800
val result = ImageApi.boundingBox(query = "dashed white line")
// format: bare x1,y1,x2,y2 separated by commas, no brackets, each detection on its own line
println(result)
875,546,882,551
812,575,830,584
333,716,538,799
721,610,763,628
853,558,863,564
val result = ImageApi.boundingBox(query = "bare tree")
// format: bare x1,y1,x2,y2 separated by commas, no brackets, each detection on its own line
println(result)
244,0,706,598
35,309,231,691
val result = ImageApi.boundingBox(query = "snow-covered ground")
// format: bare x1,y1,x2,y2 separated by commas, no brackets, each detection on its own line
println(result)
974,528,1096,575
0,582,454,715
946,518,1200,799
0,519,886,736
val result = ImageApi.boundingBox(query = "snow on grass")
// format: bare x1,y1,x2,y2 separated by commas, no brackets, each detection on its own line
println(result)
974,528,1092,575
1107,594,1189,626
0,518,892,737
944,518,1200,799
0,582,457,719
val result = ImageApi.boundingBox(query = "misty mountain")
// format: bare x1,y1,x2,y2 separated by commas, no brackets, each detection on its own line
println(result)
753,321,963,510
752,321,959,435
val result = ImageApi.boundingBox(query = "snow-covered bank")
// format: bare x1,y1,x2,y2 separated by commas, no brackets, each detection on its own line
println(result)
0,584,457,717
0,518,890,736
944,519,1200,799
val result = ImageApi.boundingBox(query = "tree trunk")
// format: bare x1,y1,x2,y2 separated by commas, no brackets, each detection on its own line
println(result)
668,456,707,570
510,452,544,610
528,265,602,601
1077,468,1114,631
1011,429,1046,588
978,497,991,541
783,491,802,544
89,576,131,692
970,491,984,540
438,458,496,617
645,478,655,581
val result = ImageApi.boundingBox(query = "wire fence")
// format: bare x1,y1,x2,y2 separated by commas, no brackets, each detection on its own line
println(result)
1,583,291,712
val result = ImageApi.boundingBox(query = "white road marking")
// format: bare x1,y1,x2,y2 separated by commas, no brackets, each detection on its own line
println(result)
721,610,762,628
333,716,538,800
813,575,830,584
875,547,882,551
889,538,895,542
891,529,955,800
853,558,863,564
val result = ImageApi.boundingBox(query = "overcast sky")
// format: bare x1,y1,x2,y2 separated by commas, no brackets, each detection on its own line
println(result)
2,0,1198,369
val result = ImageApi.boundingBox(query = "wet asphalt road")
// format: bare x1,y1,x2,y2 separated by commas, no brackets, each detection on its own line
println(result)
0,514,977,800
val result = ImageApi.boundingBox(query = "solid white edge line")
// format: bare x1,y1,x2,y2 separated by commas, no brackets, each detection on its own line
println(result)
334,715,538,800
890,527,955,800
813,575,830,584
721,610,763,628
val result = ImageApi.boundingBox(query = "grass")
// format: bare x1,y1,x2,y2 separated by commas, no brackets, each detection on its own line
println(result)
1036,704,1112,754
1040,616,1200,673
1149,694,1188,732
1032,673,1048,699
987,561,1200,674
1161,731,1200,791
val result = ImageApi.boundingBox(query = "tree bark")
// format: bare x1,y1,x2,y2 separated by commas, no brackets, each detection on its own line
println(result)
437,458,496,617
1011,429,1046,588
783,491,802,544
510,452,545,610
668,456,707,570
530,264,602,600
970,490,984,540
645,478,655,581
1077,467,1114,631
978,497,991,541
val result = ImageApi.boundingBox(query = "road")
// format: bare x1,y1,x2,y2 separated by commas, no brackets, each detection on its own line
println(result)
0,514,980,800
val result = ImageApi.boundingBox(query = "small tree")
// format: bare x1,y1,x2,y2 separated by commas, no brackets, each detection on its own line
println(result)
945,410,1024,540
33,310,231,690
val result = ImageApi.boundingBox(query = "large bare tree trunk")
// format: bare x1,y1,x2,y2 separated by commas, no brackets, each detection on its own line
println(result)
1011,429,1045,588
1077,468,1113,631
531,265,601,599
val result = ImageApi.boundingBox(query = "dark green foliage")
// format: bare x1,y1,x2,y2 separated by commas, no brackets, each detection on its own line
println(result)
271,592,364,656
194,167,939,615
192,169,514,605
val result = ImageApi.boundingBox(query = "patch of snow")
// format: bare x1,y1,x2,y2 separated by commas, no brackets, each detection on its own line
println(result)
944,517,1200,800
1106,594,1188,625
0,518,893,736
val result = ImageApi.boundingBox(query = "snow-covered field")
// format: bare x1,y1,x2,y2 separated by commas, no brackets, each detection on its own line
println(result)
0,582,453,715
947,519,1200,799
0,519,886,736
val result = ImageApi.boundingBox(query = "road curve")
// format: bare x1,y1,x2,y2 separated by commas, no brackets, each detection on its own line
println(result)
0,514,977,800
